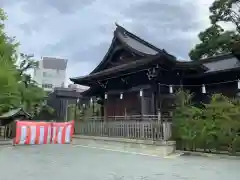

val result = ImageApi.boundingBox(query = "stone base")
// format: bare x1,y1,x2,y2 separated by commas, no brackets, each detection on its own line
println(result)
0,139,12,146
73,135,176,157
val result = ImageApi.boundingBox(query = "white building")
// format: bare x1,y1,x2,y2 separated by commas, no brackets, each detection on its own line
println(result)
33,57,68,92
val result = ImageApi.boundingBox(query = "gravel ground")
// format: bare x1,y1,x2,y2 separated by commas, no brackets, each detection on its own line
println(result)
0,144,240,180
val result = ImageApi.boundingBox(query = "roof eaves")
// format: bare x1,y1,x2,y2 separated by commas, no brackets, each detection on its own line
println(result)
71,52,179,85
70,55,160,84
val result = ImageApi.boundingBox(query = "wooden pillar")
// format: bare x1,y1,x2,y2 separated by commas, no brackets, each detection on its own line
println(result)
151,91,155,114
150,79,160,115
146,66,160,115
153,83,158,115
140,90,145,115
140,89,151,115
100,103,104,118
104,94,108,120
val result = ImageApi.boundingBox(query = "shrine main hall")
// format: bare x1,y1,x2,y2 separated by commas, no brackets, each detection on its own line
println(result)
70,24,240,118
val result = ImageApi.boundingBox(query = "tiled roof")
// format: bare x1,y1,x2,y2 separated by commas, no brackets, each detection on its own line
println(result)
0,108,31,119
116,27,160,55
202,54,240,73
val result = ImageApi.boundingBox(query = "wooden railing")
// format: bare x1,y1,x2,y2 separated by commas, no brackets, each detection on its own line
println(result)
81,114,172,122
74,115,172,140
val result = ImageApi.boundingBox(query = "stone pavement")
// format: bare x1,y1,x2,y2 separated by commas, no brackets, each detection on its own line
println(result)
0,143,240,180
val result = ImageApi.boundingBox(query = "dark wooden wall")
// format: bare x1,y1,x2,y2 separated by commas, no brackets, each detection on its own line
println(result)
105,91,141,116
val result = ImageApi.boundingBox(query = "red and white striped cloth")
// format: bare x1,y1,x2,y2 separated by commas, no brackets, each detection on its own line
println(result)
14,120,74,145
51,121,74,144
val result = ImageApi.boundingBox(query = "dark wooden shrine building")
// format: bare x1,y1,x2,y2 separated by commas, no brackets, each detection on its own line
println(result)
70,24,240,118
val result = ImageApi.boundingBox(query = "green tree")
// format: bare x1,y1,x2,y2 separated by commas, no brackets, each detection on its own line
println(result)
16,53,47,114
203,94,240,153
17,53,38,87
189,0,240,60
0,57,20,113
18,82,46,113
172,90,202,150
67,104,82,121
0,9,18,64
210,0,240,32
0,8,50,117
173,91,240,154
0,8,20,113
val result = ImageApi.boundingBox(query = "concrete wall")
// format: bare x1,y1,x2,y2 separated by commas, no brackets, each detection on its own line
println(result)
33,59,66,91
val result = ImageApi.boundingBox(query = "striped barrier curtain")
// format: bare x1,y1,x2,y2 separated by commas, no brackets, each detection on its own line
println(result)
14,120,74,145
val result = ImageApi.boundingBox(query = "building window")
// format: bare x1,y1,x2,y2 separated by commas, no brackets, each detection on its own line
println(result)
42,84,53,89
43,72,54,77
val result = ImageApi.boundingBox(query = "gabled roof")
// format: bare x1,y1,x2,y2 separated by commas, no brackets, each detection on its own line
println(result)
53,87,83,98
90,23,167,74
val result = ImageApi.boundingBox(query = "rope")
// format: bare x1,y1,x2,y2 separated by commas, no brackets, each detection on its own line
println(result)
159,79,239,87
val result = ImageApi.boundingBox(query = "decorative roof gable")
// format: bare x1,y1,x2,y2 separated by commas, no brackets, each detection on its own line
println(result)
90,24,165,74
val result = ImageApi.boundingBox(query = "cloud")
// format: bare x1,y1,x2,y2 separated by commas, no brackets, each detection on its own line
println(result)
1,0,214,83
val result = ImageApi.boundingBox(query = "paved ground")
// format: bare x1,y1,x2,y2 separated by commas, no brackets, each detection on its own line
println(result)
0,144,240,180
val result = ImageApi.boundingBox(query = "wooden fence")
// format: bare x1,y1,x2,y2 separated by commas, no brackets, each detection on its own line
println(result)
74,115,172,140
0,126,4,137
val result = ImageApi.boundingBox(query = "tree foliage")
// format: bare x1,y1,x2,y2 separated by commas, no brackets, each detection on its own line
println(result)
0,8,53,117
68,102,102,121
0,57,20,112
172,90,203,150
189,0,240,60
0,9,18,63
173,90,240,154
67,104,81,121
210,0,240,32
0,9,20,113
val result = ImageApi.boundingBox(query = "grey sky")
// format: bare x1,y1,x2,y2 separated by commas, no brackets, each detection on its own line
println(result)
1,0,213,83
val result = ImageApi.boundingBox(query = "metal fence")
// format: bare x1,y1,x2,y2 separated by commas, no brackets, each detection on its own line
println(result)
74,115,172,140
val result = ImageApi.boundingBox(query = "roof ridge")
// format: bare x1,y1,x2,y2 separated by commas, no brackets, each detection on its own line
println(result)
115,23,163,53
198,53,234,63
